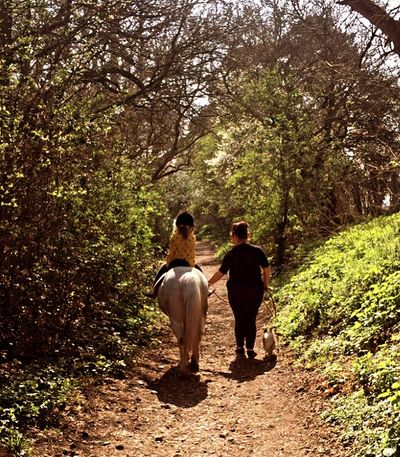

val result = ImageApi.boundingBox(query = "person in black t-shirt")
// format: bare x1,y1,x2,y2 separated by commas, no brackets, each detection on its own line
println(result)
208,221,271,359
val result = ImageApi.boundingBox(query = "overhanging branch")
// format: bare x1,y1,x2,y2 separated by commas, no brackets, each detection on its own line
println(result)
338,0,400,56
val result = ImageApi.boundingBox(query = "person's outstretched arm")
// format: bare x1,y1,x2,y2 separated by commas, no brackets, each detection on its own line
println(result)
263,266,271,290
208,270,224,286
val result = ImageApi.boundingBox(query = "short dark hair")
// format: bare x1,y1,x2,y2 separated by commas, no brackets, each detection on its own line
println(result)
231,221,248,240
176,211,194,227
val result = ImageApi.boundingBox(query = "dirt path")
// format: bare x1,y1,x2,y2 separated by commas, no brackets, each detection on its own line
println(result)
31,242,352,457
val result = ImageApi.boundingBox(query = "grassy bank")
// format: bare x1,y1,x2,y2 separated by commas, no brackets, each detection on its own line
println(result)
275,213,400,456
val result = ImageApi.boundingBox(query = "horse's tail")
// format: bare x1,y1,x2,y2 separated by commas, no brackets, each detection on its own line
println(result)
184,276,203,354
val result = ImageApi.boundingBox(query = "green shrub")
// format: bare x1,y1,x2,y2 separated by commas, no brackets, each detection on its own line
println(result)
345,272,400,352
275,212,400,456
276,213,400,341
324,389,399,456
0,363,76,455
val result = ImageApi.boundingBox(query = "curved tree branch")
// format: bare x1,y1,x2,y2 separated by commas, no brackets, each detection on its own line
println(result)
338,0,400,56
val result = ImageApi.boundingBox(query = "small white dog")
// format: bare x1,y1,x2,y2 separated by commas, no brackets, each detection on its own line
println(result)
262,326,277,358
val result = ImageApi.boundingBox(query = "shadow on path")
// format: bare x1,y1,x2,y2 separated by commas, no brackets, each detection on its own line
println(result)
201,354,277,382
147,367,209,408
220,354,277,382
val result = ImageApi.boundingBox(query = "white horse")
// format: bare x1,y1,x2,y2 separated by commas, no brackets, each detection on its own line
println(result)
157,266,208,377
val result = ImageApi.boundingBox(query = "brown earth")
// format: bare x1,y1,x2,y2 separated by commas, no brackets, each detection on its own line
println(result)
30,242,353,457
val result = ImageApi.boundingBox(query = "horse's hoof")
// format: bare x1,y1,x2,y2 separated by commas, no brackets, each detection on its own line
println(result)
178,370,192,379
189,361,199,373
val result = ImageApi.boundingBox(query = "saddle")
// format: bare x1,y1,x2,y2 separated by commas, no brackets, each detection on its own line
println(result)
168,259,190,268
152,259,191,297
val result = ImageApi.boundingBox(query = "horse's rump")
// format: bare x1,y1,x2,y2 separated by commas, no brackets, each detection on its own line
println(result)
158,267,208,322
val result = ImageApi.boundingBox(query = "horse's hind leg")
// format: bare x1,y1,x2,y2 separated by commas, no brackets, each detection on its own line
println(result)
178,338,190,377
189,342,200,373
189,358,199,373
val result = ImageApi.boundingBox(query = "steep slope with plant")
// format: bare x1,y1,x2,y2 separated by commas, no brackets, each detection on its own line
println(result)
275,212,400,456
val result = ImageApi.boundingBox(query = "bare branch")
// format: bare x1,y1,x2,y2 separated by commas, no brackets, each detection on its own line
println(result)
338,0,400,56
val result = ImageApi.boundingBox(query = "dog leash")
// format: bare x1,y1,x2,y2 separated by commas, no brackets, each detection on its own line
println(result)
263,288,277,319
262,288,281,355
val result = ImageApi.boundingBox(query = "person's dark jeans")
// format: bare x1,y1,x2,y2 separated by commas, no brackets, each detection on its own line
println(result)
228,286,263,349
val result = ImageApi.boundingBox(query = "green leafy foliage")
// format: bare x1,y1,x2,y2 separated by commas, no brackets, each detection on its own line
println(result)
326,345,400,455
189,70,327,261
0,6,169,451
1,148,164,357
0,362,75,455
277,213,400,340
323,389,398,456
276,212,400,455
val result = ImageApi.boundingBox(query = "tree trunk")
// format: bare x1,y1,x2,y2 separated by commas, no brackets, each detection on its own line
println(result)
338,0,400,56
0,0,12,85
274,190,289,270
389,171,400,213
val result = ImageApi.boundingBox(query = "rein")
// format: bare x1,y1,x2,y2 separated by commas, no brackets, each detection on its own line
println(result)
208,288,229,304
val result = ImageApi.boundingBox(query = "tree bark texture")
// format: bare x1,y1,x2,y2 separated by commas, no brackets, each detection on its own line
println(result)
339,0,400,56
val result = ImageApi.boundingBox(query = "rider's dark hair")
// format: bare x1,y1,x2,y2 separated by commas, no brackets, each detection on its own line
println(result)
175,211,194,239
231,221,248,240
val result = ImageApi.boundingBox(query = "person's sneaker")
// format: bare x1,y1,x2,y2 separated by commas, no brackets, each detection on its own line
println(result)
247,349,257,359
235,347,245,356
